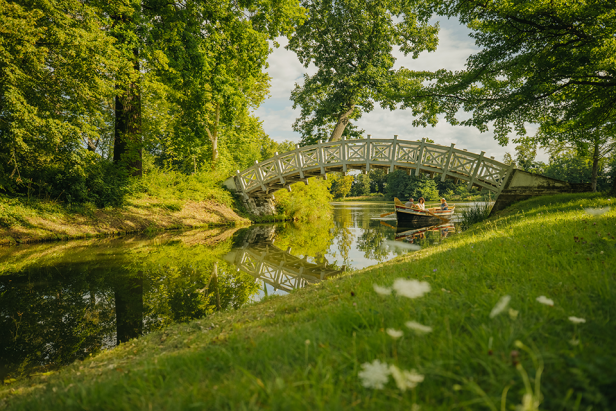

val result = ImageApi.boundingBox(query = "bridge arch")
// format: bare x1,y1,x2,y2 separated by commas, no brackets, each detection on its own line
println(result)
224,136,514,200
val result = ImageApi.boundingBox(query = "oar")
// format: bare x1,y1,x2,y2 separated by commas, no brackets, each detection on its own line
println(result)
424,208,449,223
380,221,396,229
380,211,395,217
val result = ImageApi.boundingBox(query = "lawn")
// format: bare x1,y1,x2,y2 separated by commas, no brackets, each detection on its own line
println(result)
1,193,614,410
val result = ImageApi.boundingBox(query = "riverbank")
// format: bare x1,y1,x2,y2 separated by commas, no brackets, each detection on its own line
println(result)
2,192,614,410
0,196,250,246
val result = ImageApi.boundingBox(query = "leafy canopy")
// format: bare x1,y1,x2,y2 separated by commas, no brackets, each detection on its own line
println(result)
401,0,616,145
287,0,438,145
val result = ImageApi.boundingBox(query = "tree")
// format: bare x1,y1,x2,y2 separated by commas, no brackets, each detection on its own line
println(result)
287,0,438,145
329,174,354,199
350,173,371,197
399,1,616,194
536,123,615,191
0,0,123,193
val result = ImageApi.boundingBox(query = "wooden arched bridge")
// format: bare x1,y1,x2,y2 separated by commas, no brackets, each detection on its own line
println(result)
223,136,589,215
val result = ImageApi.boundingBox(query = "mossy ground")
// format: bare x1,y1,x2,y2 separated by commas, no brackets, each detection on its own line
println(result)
1,193,615,410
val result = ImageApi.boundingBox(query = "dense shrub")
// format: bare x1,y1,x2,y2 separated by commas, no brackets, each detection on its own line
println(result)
275,177,333,220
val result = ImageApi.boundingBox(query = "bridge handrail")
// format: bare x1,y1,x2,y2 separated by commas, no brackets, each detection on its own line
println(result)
231,136,514,198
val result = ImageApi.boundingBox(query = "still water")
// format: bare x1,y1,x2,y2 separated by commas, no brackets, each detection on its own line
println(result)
0,202,462,380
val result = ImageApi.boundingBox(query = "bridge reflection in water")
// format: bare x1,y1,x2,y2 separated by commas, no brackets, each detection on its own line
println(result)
224,230,344,294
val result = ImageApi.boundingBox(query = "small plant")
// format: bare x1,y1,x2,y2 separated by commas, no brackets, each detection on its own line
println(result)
460,202,493,229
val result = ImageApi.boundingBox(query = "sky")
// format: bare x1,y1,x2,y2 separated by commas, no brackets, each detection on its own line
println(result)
254,17,548,163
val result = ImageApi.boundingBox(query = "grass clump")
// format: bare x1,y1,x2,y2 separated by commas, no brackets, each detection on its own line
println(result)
1,193,615,410
459,201,493,229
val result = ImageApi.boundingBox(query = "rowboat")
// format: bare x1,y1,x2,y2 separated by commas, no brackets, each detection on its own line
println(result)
393,198,455,227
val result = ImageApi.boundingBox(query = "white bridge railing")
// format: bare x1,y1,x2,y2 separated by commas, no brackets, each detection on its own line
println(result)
229,136,514,199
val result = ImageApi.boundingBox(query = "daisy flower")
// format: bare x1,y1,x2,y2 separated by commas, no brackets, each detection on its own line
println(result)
358,360,390,389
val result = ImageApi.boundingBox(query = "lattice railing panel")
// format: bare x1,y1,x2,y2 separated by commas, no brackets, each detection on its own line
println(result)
422,147,449,168
301,148,320,167
396,144,420,164
260,160,278,181
347,143,367,161
448,152,477,175
278,153,298,173
476,162,509,186
322,145,343,164
240,170,260,190
371,142,393,161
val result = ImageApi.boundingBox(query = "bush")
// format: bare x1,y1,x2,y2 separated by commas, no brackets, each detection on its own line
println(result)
275,177,332,220
129,168,235,207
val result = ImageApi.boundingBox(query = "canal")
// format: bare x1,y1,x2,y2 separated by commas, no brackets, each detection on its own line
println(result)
0,202,467,381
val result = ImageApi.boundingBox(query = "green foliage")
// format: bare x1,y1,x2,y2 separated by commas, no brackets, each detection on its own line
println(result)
329,174,354,199
350,173,371,197
404,1,616,146
1,0,305,205
288,0,438,144
275,178,333,220
384,170,439,201
368,169,387,194
130,168,235,206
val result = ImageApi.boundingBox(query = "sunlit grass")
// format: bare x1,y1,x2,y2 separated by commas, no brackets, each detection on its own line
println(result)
1,193,615,410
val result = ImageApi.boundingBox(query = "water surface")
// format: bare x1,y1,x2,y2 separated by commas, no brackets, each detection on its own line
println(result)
0,202,464,380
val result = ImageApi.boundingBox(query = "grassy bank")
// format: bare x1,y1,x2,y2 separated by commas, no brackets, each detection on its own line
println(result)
0,170,251,245
1,193,615,410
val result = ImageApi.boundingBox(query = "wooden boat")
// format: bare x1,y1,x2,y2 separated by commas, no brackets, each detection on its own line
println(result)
393,198,455,227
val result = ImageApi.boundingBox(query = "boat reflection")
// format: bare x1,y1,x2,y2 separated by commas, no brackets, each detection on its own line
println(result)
395,222,455,243
224,230,344,293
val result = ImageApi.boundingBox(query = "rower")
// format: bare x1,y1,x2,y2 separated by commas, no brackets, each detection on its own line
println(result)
404,197,414,208
440,198,449,210
417,197,426,210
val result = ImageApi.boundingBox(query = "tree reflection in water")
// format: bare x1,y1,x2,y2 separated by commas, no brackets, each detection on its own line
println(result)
0,228,260,381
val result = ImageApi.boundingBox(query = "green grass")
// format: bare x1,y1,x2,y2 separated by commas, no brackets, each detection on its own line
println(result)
459,201,493,230
2,193,615,410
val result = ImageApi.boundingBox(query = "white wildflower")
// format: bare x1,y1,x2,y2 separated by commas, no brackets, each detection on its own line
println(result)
386,328,403,339
536,296,554,306
568,316,586,324
389,365,424,392
489,295,511,318
509,308,519,320
373,284,392,296
358,360,390,389
393,279,431,299
584,207,609,216
405,321,433,334
569,339,580,346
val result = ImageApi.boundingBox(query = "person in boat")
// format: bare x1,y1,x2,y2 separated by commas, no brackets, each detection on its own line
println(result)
417,197,426,211
440,198,449,210
404,197,414,208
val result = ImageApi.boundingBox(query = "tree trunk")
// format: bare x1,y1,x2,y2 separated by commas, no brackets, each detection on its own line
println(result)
114,274,143,345
113,49,142,177
206,103,220,169
591,140,599,192
329,105,355,142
